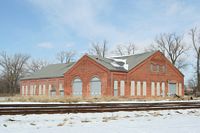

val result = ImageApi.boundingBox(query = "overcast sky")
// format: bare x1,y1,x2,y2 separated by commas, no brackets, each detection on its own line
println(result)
0,0,200,82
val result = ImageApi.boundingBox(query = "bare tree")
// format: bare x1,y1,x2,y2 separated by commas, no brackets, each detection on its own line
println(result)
56,51,76,63
148,33,188,69
190,27,200,92
113,42,136,56
28,59,49,73
89,40,108,58
0,52,30,95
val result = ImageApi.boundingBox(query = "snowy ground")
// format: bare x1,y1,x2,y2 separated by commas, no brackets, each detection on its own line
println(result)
0,109,200,133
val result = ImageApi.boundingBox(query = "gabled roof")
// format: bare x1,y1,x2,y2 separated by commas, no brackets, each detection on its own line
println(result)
88,51,156,71
21,51,157,80
21,62,75,80
112,51,156,70
87,55,127,72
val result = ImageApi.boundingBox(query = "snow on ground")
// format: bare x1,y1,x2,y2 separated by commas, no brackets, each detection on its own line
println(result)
0,109,200,133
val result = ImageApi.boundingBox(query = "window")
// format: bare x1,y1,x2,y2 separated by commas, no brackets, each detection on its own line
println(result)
179,83,182,96
25,85,28,96
161,82,165,97
162,66,166,72
156,65,159,72
151,82,155,96
143,81,147,96
59,83,64,96
39,85,42,95
151,63,166,73
130,81,135,96
30,85,33,96
156,82,160,96
43,85,46,95
120,80,125,96
22,86,24,96
137,81,141,96
33,85,37,95
114,81,118,96
60,90,64,96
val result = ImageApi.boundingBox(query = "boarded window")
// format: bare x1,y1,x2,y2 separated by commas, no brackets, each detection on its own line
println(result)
179,83,182,96
43,85,46,95
168,83,176,96
156,82,160,96
33,85,37,95
90,77,101,96
25,86,28,96
22,86,24,96
30,85,33,96
151,82,155,96
143,81,146,96
137,81,141,96
114,80,118,96
130,81,135,96
120,80,125,96
39,85,42,95
72,78,82,96
161,82,165,97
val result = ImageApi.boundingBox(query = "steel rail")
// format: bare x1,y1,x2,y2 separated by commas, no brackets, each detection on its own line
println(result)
0,102,199,115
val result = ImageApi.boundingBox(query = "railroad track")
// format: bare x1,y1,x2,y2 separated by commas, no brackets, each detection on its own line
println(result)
0,101,200,115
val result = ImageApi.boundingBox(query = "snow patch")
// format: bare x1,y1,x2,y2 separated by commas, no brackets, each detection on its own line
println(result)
110,58,129,70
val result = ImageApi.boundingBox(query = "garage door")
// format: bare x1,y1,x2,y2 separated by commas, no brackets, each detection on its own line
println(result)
72,78,82,96
90,77,101,96
168,83,176,96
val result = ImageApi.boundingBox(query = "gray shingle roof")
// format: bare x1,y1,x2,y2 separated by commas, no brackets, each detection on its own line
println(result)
21,62,75,80
112,51,156,70
88,51,156,71
21,51,156,80
87,55,127,71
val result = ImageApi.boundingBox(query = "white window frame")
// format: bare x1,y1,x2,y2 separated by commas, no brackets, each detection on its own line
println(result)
161,82,165,97
137,81,141,96
179,83,182,96
22,86,24,96
120,80,125,96
43,84,46,95
176,83,179,95
156,82,160,96
143,81,146,96
130,81,135,96
25,85,28,96
114,80,118,96
151,82,155,96
39,85,42,95
49,84,52,96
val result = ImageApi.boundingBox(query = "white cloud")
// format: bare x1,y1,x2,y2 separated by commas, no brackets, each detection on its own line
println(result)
28,0,132,46
28,0,200,52
37,42,54,49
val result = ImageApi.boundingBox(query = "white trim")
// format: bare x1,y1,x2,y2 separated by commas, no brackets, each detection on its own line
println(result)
156,82,160,96
151,82,155,96
161,82,165,97
179,83,182,96
137,81,141,96
130,81,135,96
143,81,146,96
120,80,125,96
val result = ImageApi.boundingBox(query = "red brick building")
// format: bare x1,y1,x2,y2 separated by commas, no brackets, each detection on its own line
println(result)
20,51,184,98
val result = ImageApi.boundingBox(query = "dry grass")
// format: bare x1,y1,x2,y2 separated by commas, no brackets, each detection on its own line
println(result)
0,95,198,103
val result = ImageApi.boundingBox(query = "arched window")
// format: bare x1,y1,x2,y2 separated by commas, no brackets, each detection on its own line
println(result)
90,77,101,96
72,78,82,96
